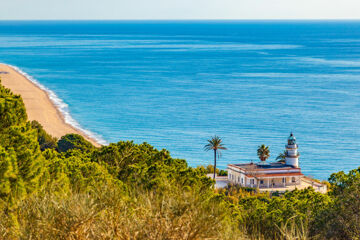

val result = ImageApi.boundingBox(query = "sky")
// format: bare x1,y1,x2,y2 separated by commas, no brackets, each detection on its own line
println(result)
1,0,360,20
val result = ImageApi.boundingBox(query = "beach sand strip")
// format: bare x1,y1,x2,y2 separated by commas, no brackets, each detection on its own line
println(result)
0,64,101,147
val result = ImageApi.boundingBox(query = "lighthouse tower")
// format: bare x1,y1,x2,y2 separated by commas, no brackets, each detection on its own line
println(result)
285,133,299,167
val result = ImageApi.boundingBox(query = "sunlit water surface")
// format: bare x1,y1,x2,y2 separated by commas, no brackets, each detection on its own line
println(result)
1,21,360,180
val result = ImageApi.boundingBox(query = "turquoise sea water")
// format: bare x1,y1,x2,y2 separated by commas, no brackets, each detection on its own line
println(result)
1,21,360,180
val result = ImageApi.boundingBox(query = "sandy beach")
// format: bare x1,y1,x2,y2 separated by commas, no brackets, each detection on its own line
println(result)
0,64,101,147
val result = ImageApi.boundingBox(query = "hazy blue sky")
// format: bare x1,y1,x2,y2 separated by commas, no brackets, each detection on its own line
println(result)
2,0,360,20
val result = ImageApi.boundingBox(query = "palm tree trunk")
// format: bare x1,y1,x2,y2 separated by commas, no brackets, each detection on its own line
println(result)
256,177,260,193
213,149,217,180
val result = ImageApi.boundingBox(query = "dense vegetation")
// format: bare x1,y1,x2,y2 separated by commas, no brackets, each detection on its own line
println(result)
0,82,359,239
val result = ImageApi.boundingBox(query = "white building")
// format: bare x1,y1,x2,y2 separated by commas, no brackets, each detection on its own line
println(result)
227,133,327,193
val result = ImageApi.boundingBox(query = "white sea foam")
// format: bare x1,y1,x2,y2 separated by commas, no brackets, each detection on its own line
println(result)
322,38,360,43
6,64,108,145
234,72,360,79
139,43,302,51
285,57,360,67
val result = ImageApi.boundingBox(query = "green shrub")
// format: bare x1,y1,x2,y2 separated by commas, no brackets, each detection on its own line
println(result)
0,84,27,129
57,133,94,153
30,120,57,151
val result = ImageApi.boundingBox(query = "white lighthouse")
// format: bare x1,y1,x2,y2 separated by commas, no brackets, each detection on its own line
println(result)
285,133,299,167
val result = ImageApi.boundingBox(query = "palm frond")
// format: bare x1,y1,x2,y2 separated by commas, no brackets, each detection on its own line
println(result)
204,136,227,158
257,144,270,161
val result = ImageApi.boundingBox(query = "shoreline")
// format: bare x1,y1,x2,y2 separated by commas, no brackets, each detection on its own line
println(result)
0,63,103,147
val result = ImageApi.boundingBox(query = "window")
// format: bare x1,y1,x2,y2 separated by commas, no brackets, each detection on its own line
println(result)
250,179,254,184
238,177,240,182
241,178,244,184
282,178,286,183
260,180,264,184
292,177,296,182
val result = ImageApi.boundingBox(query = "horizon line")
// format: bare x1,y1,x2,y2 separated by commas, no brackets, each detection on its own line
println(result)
1,18,360,21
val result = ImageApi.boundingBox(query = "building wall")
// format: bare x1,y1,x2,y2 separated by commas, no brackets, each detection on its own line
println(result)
228,168,302,188
228,168,257,187
228,169,247,186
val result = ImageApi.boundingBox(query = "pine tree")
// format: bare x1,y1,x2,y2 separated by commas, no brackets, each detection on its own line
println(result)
0,147,26,210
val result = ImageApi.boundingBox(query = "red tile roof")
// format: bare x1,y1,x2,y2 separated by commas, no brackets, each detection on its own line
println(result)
228,163,301,171
247,172,304,178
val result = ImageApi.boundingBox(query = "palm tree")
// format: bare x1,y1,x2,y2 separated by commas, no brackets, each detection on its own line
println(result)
276,151,287,163
257,144,270,162
204,136,227,179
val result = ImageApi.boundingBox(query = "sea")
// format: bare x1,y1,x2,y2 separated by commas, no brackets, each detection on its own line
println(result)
0,20,360,180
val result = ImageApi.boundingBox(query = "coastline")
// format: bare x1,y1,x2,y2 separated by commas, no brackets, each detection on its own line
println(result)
0,63,102,147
